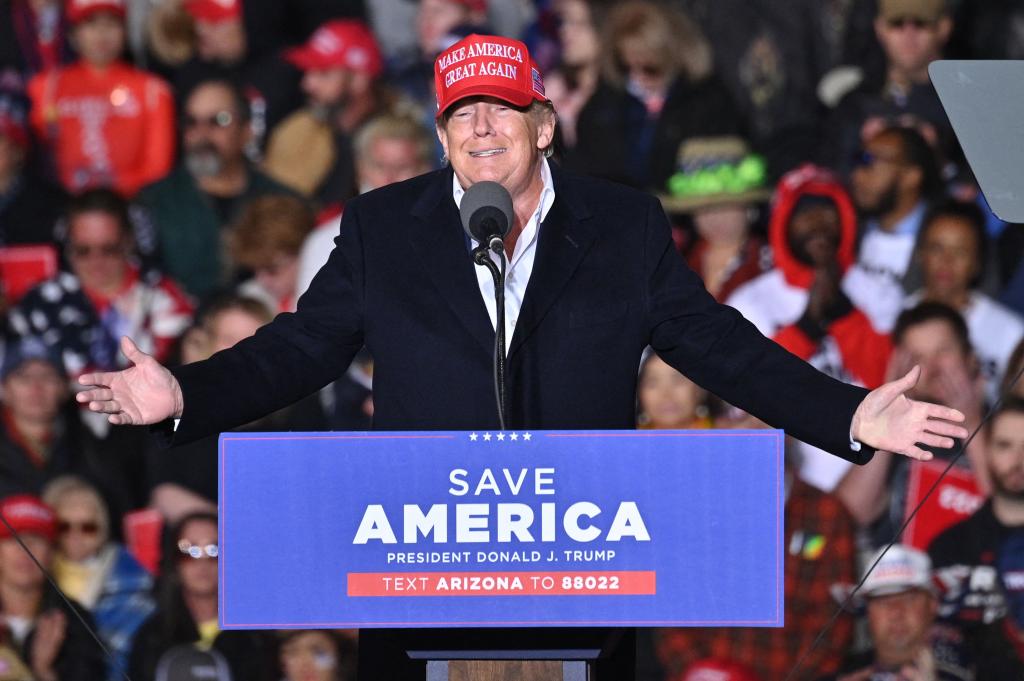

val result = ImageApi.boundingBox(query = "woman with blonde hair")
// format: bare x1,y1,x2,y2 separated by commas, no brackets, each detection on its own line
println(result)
570,0,744,192
42,475,155,681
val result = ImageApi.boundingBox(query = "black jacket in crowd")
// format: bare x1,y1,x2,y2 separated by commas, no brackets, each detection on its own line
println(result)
20,586,106,681
569,76,744,193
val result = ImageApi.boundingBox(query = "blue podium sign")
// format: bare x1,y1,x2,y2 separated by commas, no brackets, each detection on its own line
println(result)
219,430,783,629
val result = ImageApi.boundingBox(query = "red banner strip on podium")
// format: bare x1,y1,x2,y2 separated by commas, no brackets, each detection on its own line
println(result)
347,570,656,597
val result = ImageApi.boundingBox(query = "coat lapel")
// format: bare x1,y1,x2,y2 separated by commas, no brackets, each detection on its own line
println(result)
508,164,596,358
408,169,496,356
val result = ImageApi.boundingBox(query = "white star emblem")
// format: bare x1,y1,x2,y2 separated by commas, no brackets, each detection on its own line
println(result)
510,432,519,440
483,432,492,441
469,433,478,441
496,432,506,441
523,432,532,441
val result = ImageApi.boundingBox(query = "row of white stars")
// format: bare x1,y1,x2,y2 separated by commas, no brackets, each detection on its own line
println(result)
468,432,532,441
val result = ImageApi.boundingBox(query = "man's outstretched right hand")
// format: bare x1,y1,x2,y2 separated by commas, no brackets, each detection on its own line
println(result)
76,336,184,426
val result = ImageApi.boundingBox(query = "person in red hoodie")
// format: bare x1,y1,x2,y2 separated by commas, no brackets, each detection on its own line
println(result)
727,164,892,490
27,0,174,196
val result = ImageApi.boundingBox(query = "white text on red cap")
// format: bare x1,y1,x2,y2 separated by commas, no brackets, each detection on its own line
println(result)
437,41,524,72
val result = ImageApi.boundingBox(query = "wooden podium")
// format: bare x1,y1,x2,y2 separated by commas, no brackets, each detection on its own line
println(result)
358,627,635,680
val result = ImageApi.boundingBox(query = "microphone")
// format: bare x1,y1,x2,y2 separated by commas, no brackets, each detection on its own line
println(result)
459,180,513,431
459,181,513,253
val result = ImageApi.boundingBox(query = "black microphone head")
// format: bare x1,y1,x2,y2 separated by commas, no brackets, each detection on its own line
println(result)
459,181,513,243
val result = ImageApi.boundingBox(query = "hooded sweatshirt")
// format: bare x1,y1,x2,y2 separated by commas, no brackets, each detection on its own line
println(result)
727,164,891,390
727,165,892,491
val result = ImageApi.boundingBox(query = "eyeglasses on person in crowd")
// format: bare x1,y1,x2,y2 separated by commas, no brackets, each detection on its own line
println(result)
66,242,124,260
58,520,100,536
886,16,936,30
178,540,219,560
182,110,235,130
615,55,664,79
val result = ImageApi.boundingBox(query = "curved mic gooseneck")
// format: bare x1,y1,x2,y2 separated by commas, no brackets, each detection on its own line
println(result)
472,241,508,430
460,181,514,430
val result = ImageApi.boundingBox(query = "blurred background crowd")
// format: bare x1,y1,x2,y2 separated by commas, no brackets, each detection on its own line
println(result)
1,0,1024,678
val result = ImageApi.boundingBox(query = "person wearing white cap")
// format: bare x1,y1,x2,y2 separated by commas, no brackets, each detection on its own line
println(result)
827,545,972,680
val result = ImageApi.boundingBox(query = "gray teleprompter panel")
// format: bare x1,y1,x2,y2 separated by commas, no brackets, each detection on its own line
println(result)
930,60,1024,222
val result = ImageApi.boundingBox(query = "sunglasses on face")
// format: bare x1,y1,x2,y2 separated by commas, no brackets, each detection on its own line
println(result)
178,540,219,560
886,16,935,30
58,520,100,536
182,110,234,129
615,56,664,78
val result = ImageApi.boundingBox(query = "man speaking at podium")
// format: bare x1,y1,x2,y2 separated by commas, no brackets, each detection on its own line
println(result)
78,33,967,678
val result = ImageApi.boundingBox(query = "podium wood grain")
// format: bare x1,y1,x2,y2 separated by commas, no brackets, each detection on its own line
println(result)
448,661,563,680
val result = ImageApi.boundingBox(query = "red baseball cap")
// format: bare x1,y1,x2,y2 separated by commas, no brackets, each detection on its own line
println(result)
284,20,383,77
434,34,548,118
0,495,57,542
65,0,125,24
183,0,242,23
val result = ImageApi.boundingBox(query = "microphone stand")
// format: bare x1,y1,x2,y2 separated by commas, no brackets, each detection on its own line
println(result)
472,237,508,430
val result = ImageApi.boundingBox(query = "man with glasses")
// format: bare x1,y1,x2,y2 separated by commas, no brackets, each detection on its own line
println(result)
844,125,944,332
821,0,955,177
136,78,299,299
8,188,193,378
173,0,302,150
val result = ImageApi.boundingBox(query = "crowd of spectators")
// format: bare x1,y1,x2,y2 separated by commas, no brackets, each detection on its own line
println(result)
1,0,1024,678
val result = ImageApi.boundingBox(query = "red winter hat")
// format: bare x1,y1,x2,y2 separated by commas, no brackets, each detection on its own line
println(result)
434,34,548,118
65,0,125,24
183,0,241,23
0,495,57,542
284,20,383,76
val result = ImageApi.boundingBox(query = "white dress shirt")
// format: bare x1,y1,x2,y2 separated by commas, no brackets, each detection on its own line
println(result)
452,158,556,349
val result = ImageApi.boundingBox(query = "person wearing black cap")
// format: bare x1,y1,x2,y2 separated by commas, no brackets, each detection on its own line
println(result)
0,337,150,534
0,340,74,500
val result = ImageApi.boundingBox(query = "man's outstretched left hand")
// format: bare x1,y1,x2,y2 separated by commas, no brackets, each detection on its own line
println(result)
851,365,969,461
